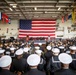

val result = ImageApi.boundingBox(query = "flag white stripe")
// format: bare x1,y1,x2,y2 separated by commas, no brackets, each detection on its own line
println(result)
19,30,55,31
32,21,56,22
32,24,56,25
19,33,55,34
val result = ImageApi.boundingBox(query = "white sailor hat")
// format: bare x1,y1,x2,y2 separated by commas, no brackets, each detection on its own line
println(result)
52,48,60,53
35,46,40,50
27,54,40,66
69,46,76,50
10,47,15,51
0,55,12,67
0,48,2,50
15,49,23,55
6,51,10,55
38,43,42,46
21,43,25,46
66,51,70,54
35,50,42,54
59,46,64,49
58,53,72,64
23,48,29,52
46,46,51,50
0,49,5,54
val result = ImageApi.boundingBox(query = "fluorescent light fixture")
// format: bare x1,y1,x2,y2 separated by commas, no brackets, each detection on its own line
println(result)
45,11,47,13
9,8,13,11
10,4,17,6
10,4,17,8
34,7,37,10
12,5,17,8
52,16,57,17
34,15,38,17
58,7,61,10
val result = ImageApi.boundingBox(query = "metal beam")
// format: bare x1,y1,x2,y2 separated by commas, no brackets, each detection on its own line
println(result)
4,0,15,18
14,0,26,19
4,0,15,11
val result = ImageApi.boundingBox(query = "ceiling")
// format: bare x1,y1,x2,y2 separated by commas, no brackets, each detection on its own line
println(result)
0,0,76,20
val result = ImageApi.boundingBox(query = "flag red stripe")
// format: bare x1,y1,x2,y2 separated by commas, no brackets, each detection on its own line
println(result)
32,25,56,27
19,34,55,36
32,21,56,24
31,27,56,30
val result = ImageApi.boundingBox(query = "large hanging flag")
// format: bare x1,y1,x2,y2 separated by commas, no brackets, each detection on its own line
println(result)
19,19,56,38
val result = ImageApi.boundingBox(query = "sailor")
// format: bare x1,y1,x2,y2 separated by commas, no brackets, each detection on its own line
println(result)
0,49,5,71
55,53,76,75
10,49,29,75
38,43,44,51
44,46,52,62
23,54,46,75
69,46,76,70
23,47,30,59
35,50,46,71
10,47,16,59
59,46,65,53
0,49,5,58
44,45,53,75
47,35,50,43
5,45,10,55
47,48,61,75
35,46,40,50
0,55,16,75
31,46,40,54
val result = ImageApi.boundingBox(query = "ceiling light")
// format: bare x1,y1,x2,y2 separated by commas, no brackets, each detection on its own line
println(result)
34,15,38,17
9,8,13,11
12,5,17,8
10,4,17,8
10,4,17,6
34,7,37,10
52,16,57,17
58,7,61,10
45,11,47,13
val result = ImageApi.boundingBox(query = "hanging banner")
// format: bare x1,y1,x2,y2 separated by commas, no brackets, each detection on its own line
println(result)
72,8,76,23
74,8,76,24
0,12,2,20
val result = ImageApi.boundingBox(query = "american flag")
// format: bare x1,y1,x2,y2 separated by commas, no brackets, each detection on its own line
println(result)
19,19,56,38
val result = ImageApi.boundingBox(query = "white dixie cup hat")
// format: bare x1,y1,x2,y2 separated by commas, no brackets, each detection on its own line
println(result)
58,53,72,64
46,46,51,50
27,54,40,66
35,50,42,55
0,49,5,54
69,46,76,50
15,49,23,55
0,55,12,67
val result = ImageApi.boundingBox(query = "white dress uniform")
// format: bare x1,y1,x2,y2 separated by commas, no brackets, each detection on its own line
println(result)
55,53,76,75
23,54,46,75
